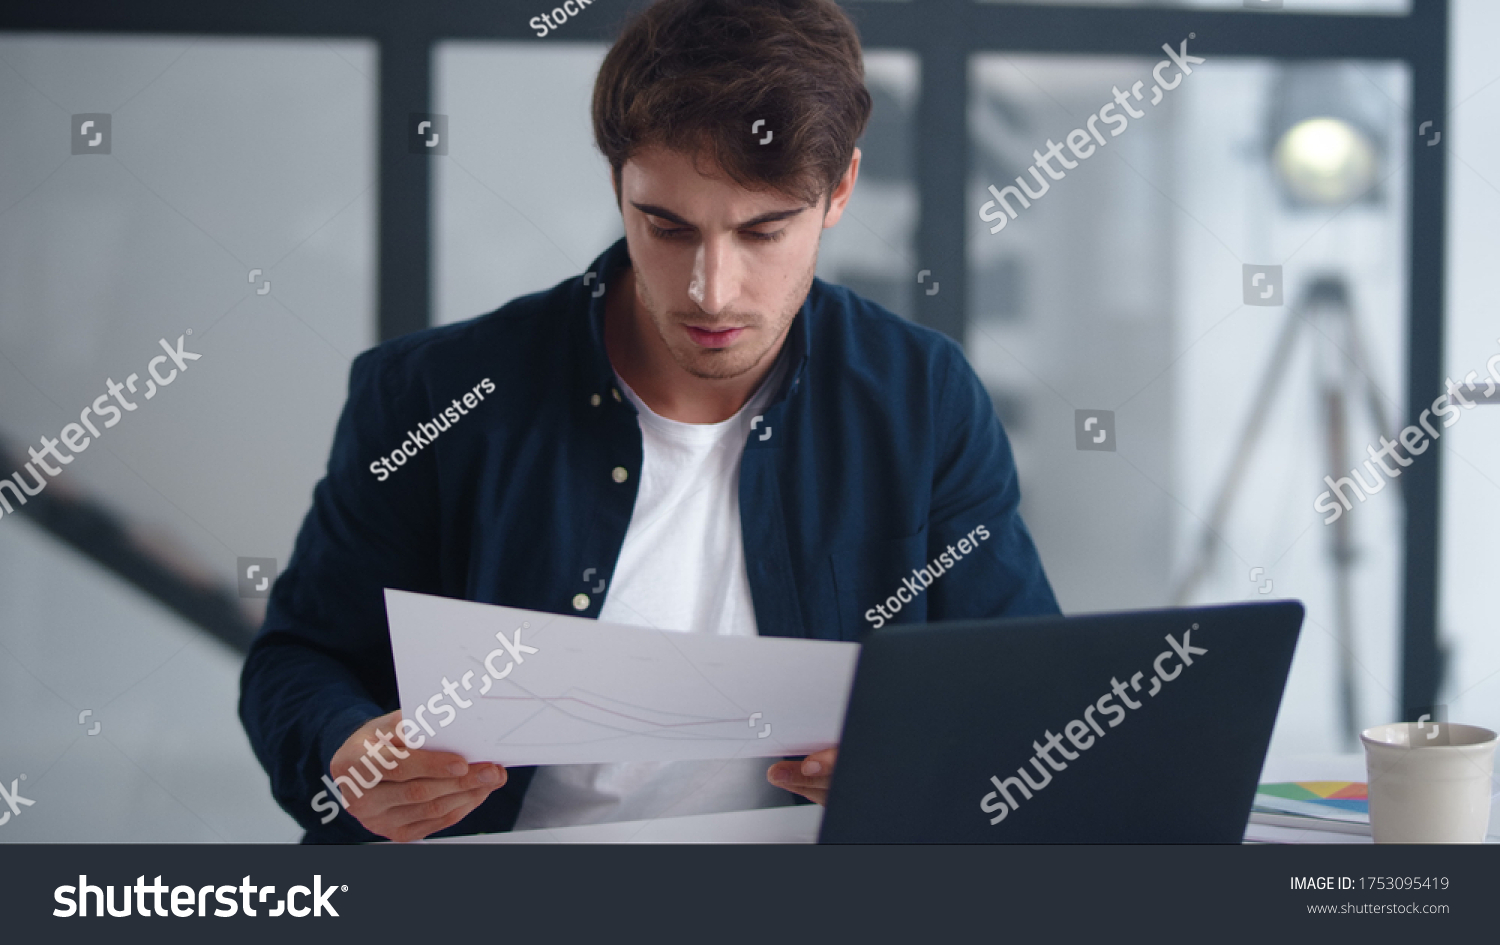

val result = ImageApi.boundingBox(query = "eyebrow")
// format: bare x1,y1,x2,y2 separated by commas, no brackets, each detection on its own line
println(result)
630,202,810,229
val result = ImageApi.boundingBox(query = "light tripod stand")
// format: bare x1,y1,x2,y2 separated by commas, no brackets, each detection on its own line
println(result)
1172,274,1398,749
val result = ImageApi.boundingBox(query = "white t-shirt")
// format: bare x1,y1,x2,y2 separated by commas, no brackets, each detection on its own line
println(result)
512,353,794,829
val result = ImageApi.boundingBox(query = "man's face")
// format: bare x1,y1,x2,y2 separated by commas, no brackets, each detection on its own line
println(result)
614,145,857,380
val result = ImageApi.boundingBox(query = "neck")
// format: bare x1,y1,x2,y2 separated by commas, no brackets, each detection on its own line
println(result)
604,266,785,423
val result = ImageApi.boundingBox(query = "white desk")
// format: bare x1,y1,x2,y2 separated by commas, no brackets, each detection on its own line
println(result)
423,803,823,844
1257,751,1369,784
422,754,1498,843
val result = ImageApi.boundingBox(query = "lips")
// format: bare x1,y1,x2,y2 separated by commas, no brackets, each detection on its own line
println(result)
685,325,745,349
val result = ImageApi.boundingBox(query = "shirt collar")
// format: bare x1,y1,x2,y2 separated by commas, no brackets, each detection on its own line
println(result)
579,236,810,408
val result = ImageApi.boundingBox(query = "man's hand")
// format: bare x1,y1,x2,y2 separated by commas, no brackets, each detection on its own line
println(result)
766,747,837,805
327,709,506,842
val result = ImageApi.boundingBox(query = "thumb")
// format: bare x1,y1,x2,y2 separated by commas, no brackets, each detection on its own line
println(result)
800,747,838,776
369,708,404,743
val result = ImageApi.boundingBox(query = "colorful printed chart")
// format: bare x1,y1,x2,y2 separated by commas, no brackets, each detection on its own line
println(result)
1256,781,1369,819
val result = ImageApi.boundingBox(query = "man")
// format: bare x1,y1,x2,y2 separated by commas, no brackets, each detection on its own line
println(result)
240,0,1058,843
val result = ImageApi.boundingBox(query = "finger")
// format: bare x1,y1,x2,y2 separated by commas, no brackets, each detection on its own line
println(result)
384,747,483,782
329,711,403,770
357,710,405,750
766,766,830,806
354,765,500,816
384,787,492,843
767,756,833,785
800,747,838,777
369,708,403,730
384,783,492,826
767,760,830,791
790,787,828,806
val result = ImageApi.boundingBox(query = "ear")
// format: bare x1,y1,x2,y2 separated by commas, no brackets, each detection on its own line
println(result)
821,147,861,229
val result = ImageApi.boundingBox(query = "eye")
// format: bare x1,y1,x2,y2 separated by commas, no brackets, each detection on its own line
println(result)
742,228,787,243
646,222,690,240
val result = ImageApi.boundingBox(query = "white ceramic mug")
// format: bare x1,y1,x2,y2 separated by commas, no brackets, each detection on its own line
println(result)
1361,722,1497,843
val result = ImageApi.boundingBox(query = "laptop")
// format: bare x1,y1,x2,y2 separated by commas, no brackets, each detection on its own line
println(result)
818,600,1304,843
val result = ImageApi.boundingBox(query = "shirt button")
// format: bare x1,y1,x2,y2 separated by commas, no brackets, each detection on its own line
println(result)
612,388,622,402
590,394,601,407
572,593,590,611
612,466,628,483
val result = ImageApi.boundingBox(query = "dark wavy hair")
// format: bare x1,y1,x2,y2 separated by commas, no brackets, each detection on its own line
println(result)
592,0,872,208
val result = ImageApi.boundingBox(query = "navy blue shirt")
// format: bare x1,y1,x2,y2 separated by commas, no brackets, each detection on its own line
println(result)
239,236,1059,842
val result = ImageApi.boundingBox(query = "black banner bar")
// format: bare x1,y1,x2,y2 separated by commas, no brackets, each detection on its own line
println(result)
2,842,1493,940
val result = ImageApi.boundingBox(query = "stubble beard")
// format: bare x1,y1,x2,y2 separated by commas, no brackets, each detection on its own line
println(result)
635,253,817,381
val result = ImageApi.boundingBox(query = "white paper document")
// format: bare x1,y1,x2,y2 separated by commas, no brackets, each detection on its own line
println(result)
383,590,860,767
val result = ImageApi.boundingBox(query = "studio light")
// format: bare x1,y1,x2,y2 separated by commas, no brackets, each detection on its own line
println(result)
1265,64,1387,209
1273,117,1379,206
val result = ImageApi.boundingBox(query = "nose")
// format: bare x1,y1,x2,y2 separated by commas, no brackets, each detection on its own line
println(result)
687,236,739,316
